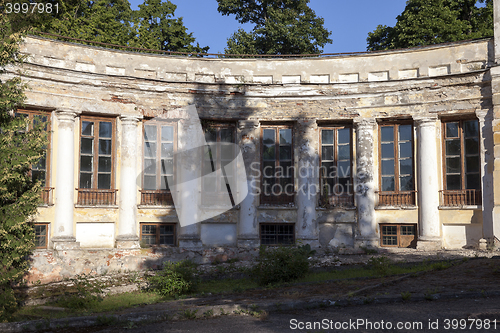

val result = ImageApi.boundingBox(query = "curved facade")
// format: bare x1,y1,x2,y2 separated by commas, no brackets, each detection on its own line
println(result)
6,29,500,282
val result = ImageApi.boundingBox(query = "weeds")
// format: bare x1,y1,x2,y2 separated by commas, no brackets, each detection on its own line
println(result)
401,291,411,301
147,260,199,297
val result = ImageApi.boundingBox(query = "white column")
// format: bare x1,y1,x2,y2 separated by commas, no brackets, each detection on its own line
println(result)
52,110,79,250
494,0,500,63
296,119,320,247
413,115,442,250
476,110,494,248
353,118,378,248
237,120,260,247
116,116,141,248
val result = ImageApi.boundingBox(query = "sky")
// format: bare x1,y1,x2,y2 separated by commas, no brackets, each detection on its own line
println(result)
128,0,409,54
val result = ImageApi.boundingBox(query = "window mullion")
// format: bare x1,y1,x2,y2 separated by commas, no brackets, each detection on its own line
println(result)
394,125,399,193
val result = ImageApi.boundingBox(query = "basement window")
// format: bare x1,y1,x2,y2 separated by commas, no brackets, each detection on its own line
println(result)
34,223,49,249
260,223,295,245
140,223,176,246
380,224,417,248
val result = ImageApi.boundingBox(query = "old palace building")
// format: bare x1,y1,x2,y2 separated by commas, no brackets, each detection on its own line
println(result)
5,4,500,282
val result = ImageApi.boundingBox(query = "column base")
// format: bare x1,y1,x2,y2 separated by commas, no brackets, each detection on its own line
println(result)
51,236,80,250
416,237,442,251
237,237,260,248
354,237,379,249
478,238,488,250
178,236,203,248
115,235,140,249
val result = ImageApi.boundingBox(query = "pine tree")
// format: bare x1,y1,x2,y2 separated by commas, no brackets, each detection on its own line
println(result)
0,14,47,322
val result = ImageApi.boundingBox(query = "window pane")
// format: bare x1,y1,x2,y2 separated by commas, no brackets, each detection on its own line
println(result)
263,161,275,177
221,128,234,143
205,128,216,143
160,175,171,190
382,225,397,235
279,161,293,178
80,155,93,172
321,162,334,178
322,146,333,160
82,121,93,136
381,126,394,142
98,156,111,172
263,129,275,144
399,125,412,141
263,145,275,160
221,144,235,160
161,143,174,158
399,159,413,175
279,129,292,145
98,174,111,189
382,176,395,191
466,174,480,190
99,139,112,155
446,122,459,138
401,225,415,235
465,138,479,155
383,236,398,246
32,171,46,186
81,138,93,154
161,126,173,141
464,120,478,138
466,156,479,173
400,175,414,191
144,125,157,141
445,140,461,156
99,122,112,138
337,161,351,177
33,154,46,170
338,145,350,160
161,159,174,175
399,142,412,158
80,173,92,188
381,143,394,158
144,142,156,158
446,175,461,190
144,175,156,190
446,157,461,174
280,145,292,160
203,176,216,192
381,160,395,175
338,128,350,144
144,158,156,175
322,130,333,145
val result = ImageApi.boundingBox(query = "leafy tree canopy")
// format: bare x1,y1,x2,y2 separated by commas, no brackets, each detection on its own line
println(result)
7,0,208,53
367,0,493,51
217,0,332,55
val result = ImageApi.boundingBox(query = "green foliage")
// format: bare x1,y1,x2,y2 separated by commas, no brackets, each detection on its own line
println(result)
217,0,332,55
366,256,392,275
0,13,47,323
367,0,493,51
147,260,199,297
401,291,412,301
16,0,209,53
56,274,104,309
249,245,310,286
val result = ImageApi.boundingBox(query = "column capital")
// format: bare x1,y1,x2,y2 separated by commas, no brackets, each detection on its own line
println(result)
238,120,259,129
412,114,438,127
475,109,493,122
55,110,79,123
353,117,376,129
119,115,142,125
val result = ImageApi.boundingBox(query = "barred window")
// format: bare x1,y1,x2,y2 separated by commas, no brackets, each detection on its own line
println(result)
260,224,295,245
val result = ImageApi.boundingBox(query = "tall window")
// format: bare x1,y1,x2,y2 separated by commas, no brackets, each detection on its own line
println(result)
15,109,52,205
141,122,176,205
261,126,294,204
441,119,481,206
378,123,415,206
319,126,353,207
78,117,116,205
203,124,236,206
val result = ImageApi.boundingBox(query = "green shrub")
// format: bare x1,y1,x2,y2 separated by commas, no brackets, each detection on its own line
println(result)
366,256,391,275
249,245,310,286
147,260,199,297
56,274,104,309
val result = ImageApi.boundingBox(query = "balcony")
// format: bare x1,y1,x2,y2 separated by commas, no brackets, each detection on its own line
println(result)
140,190,173,206
40,187,54,205
376,191,416,207
77,188,117,206
440,189,481,207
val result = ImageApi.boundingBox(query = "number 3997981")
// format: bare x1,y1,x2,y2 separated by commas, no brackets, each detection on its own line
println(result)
4,3,58,14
